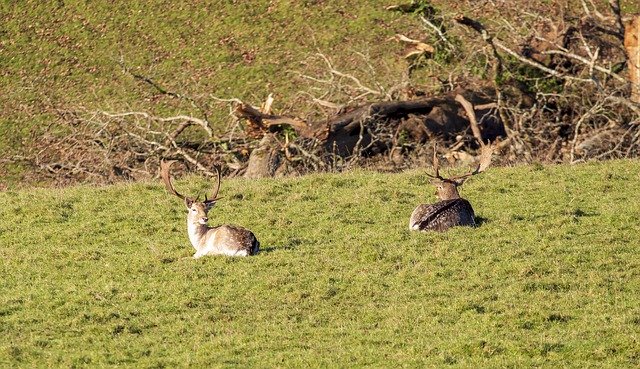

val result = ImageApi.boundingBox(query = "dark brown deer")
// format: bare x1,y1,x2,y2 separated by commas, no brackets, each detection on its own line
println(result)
409,145,493,232
160,161,260,257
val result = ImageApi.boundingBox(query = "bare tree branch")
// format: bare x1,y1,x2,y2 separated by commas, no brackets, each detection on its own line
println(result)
541,50,627,83
608,0,625,42
455,94,485,147
455,15,596,83
98,111,214,137
420,15,455,51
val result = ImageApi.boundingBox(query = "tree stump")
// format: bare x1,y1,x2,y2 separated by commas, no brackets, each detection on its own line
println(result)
244,135,284,178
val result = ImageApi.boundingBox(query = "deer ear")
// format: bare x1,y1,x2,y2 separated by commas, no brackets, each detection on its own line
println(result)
184,198,194,208
454,178,467,186
203,200,216,211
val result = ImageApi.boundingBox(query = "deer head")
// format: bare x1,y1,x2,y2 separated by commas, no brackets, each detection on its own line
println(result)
427,144,493,200
160,160,222,225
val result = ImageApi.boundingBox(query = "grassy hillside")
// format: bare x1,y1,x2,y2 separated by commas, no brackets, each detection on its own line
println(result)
5,0,639,188
1,160,639,367
1,0,416,187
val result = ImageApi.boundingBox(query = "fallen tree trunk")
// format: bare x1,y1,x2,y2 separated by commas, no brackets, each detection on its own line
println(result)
315,99,447,140
240,93,506,156
233,102,314,138
314,98,448,155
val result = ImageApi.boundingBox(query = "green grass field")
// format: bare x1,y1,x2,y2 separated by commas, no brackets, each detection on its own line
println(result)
1,160,639,367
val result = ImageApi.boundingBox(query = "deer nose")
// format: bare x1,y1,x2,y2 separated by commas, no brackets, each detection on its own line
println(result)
202,217,208,223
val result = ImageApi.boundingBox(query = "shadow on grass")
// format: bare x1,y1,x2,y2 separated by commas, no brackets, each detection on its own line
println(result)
475,216,489,227
259,245,297,254
566,208,598,221
155,236,307,262
259,237,305,254
157,243,301,261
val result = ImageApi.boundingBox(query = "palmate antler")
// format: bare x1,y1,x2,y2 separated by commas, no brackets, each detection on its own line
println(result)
426,144,494,185
448,144,494,184
160,160,223,204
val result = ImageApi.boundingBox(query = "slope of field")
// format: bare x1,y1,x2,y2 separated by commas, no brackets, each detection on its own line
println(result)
3,0,640,188
1,0,417,187
1,160,639,367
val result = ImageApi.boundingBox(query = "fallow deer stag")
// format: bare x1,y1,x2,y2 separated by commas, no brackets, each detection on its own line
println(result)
409,145,493,232
160,160,260,257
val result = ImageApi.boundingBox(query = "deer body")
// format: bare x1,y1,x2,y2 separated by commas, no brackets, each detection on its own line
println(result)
409,145,492,232
161,161,260,258
188,223,259,258
410,198,475,232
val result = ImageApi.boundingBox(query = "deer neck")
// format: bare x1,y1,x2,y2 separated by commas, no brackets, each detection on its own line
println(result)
439,192,461,200
187,221,209,250
437,183,461,200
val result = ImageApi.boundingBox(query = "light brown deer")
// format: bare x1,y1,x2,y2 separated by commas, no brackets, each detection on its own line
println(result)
160,161,260,257
409,145,493,232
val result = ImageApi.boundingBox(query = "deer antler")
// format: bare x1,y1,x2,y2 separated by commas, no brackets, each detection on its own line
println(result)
204,165,223,203
160,160,192,202
426,143,447,181
448,144,494,184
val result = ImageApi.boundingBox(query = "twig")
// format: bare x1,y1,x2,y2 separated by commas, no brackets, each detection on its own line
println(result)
580,0,594,17
605,96,640,116
541,50,627,84
420,15,455,51
118,58,212,123
286,141,326,170
595,125,634,159
316,52,382,97
588,0,607,20
625,126,640,157
122,127,216,176
348,117,368,167
455,15,595,83
98,111,214,137
608,0,625,41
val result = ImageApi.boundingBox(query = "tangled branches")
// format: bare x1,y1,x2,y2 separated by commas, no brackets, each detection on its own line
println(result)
446,1,640,163
17,109,220,184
